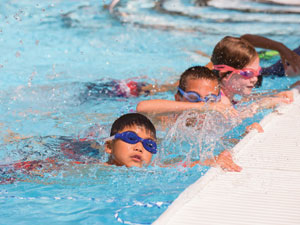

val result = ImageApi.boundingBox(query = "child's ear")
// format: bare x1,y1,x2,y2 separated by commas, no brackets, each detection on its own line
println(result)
174,93,181,101
104,141,113,154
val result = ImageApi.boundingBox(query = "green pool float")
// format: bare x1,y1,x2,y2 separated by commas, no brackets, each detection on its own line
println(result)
258,50,279,60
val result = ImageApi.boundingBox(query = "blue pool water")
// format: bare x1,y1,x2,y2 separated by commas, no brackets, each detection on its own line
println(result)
0,0,299,224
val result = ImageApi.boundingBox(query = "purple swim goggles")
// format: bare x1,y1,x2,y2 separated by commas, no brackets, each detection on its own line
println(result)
213,64,262,80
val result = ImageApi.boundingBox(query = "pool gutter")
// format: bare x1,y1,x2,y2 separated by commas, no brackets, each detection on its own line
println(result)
153,87,300,225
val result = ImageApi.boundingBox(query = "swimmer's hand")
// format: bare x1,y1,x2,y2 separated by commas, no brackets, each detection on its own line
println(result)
277,44,300,75
245,122,264,134
285,64,300,77
198,150,242,172
274,90,294,103
214,150,242,172
207,102,239,119
240,122,263,138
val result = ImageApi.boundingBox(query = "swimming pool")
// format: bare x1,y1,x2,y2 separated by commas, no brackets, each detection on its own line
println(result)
1,0,299,224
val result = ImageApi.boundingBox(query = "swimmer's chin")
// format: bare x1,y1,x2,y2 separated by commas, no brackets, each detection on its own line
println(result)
104,161,149,168
240,88,253,96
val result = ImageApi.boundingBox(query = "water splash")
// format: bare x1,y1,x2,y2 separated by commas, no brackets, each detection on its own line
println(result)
156,110,238,165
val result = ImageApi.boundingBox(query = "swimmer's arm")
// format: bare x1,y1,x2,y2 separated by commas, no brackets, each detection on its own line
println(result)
241,34,300,73
137,99,206,115
250,97,286,111
238,91,280,107
137,100,238,118
238,90,293,116
241,34,285,51
249,90,294,111
242,88,294,101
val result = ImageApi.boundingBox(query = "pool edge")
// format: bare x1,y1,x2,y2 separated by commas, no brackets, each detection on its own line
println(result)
153,86,300,225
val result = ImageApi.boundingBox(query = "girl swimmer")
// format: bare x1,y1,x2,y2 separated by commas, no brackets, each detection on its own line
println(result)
209,36,294,111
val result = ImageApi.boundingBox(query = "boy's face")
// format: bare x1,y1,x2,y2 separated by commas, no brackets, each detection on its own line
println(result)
105,125,155,168
175,78,219,102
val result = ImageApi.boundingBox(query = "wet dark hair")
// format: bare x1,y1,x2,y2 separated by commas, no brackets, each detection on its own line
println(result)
110,113,156,138
211,36,258,80
178,66,219,95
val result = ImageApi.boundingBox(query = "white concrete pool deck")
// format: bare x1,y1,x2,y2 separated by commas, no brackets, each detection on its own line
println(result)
154,87,300,225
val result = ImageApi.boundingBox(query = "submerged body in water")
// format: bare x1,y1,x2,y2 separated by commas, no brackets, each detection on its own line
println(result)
81,79,150,100
0,136,104,184
79,78,177,103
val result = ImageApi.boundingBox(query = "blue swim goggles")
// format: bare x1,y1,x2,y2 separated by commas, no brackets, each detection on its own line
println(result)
178,87,221,103
105,131,157,154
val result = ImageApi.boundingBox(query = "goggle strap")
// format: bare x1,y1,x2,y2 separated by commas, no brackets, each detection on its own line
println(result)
103,136,115,142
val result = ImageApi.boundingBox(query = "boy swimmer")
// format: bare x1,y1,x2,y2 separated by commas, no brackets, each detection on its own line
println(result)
137,66,237,119
0,113,241,184
136,66,263,143
103,113,157,168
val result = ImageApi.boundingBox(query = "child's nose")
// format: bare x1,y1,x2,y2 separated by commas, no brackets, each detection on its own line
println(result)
250,76,258,83
133,141,143,152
